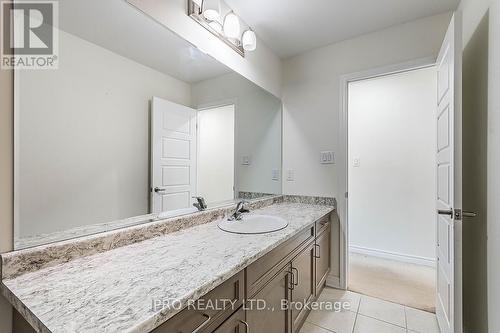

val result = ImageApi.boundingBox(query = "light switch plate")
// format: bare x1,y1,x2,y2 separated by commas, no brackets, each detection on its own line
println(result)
353,157,360,167
320,151,335,164
272,169,280,181
241,155,251,166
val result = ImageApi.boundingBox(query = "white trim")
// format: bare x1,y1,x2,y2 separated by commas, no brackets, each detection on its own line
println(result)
13,68,20,241
349,245,436,267
326,274,341,289
338,57,438,290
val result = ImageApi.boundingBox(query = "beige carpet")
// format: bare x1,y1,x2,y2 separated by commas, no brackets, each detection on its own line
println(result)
348,252,436,313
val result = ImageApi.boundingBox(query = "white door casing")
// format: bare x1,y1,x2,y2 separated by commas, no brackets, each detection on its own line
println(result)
435,13,463,333
151,97,197,214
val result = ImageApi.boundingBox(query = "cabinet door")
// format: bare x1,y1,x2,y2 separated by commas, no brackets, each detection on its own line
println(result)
291,242,315,333
212,307,247,333
246,265,292,333
315,226,331,296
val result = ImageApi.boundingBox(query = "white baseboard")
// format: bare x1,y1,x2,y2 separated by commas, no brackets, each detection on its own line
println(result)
349,245,436,267
326,274,341,288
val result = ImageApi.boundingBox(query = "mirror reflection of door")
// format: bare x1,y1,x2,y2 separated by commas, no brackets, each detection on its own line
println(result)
151,97,198,214
197,105,235,204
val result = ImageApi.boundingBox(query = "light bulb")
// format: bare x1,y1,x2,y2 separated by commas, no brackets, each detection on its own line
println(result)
203,0,220,21
209,21,223,34
242,29,257,51
223,12,240,39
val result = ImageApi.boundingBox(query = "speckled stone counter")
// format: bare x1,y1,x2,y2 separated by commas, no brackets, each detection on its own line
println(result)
1,200,334,333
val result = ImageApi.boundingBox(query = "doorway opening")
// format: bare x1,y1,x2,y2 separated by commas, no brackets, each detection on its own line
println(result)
346,66,437,313
196,104,235,204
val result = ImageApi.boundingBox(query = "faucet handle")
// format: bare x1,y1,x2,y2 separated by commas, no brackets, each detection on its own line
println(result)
237,200,250,213
192,196,207,210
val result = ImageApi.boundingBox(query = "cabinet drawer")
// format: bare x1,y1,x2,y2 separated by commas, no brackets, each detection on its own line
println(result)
211,307,247,333
246,225,314,297
152,270,244,333
315,214,330,237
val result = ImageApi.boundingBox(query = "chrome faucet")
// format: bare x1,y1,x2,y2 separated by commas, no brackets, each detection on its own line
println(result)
193,196,207,211
229,200,250,221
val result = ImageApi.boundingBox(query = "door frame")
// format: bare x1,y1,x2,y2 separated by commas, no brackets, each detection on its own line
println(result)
337,57,437,289
196,98,238,200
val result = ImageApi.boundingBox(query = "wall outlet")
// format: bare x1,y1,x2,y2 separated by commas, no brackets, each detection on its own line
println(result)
320,151,335,164
272,169,280,181
286,169,294,181
241,155,251,166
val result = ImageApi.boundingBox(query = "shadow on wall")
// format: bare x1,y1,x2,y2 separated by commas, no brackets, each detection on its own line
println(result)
462,11,489,333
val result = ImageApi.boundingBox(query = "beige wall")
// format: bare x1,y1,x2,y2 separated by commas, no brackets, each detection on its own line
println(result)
0,62,14,332
281,12,451,200
459,0,500,331
192,73,282,196
348,68,437,261
462,8,489,333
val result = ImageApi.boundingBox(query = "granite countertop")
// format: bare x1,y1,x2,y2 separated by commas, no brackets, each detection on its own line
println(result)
1,202,334,333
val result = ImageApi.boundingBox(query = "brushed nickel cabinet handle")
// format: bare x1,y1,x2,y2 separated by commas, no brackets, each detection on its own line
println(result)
239,319,250,333
192,313,211,333
314,244,321,258
292,267,299,286
287,270,295,290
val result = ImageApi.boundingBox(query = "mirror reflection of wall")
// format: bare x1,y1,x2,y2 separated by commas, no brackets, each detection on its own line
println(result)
14,0,282,250
197,105,236,204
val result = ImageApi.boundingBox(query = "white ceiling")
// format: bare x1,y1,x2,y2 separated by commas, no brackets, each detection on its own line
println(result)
225,0,460,58
58,0,231,83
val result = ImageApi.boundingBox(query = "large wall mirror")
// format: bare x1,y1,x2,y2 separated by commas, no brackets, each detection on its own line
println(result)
14,0,282,249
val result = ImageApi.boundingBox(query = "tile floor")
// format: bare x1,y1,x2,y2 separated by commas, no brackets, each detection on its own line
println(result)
300,288,440,333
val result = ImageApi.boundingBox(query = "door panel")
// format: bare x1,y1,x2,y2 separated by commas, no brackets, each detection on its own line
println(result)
291,242,315,332
151,97,197,214
315,226,331,295
247,265,292,333
435,13,462,333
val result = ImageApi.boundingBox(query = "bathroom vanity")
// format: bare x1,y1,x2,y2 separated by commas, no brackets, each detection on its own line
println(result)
153,214,331,333
0,197,335,333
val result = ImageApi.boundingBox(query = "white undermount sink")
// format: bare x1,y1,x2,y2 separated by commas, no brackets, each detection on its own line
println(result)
218,214,288,234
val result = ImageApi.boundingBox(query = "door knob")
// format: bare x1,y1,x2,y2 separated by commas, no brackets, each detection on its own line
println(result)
154,187,166,193
463,211,477,218
438,209,453,216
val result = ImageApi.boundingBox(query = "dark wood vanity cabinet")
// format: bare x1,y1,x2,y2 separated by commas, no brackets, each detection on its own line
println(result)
152,271,245,333
211,308,247,333
315,221,331,296
246,266,292,333
291,241,316,332
153,213,332,333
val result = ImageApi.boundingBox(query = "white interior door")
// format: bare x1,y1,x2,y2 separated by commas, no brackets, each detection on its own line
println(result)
435,13,462,333
151,97,197,214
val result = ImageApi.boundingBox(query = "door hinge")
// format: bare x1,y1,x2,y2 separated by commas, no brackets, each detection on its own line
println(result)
345,192,348,199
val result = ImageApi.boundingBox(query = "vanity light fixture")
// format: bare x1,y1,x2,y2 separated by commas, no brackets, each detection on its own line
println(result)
223,11,240,39
202,0,221,21
187,0,257,57
208,20,223,34
242,29,256,51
